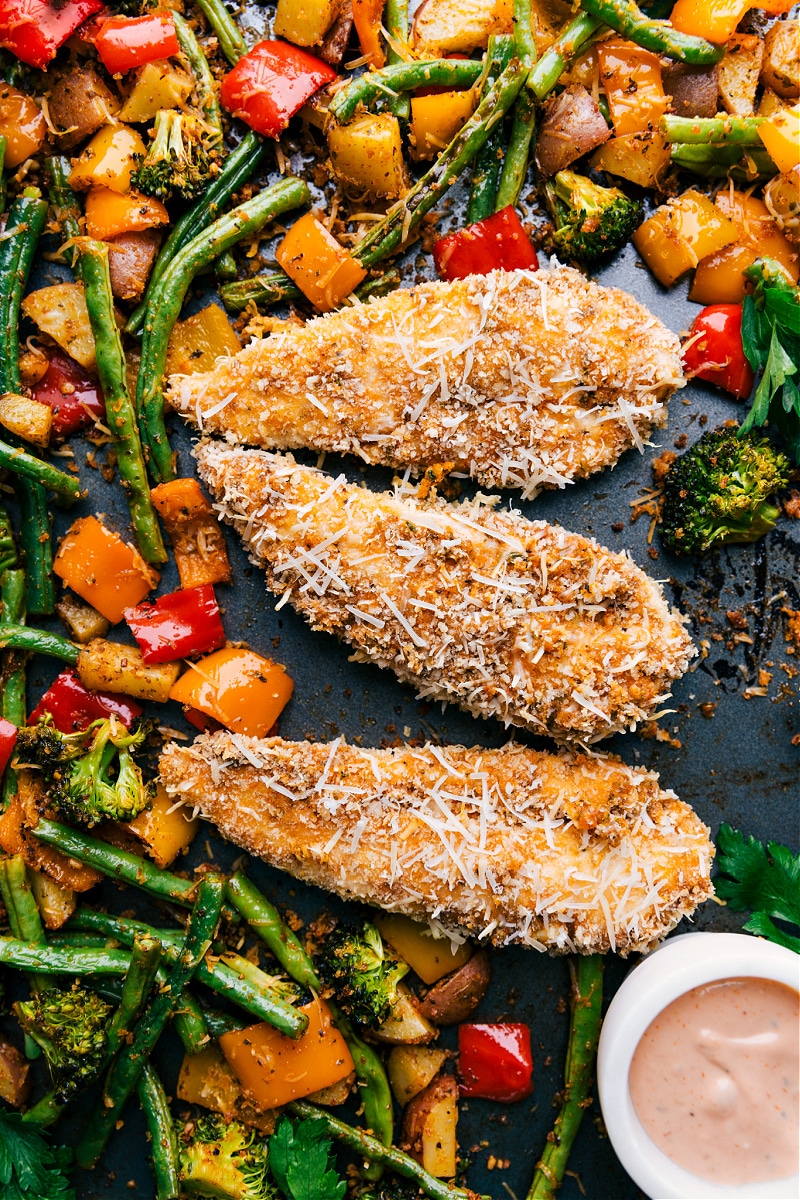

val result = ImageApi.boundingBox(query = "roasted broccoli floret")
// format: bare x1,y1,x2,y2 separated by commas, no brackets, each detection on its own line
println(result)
660,427,791,556
13,986,112,1103
131,109,218,201
178,1114,278,1199
15,715,154,825
542,169,643,269
317,921,409,1027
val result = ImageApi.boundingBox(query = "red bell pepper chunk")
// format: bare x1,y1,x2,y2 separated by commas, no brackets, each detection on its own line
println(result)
31,351,104,441
93,13,178,73
0,0,103,69
457,1023,534,1102
183,706,224,733
433,207,539,283
29,669,142,734
682,304,755,401
0,718,17,777
125,584,225,664
220,40,337,139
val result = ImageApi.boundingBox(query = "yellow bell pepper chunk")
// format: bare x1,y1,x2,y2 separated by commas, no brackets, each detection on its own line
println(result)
759,104,800,175
85,186,169,240
409,90,477,161
125,783,199,868
632,190,738,287
220,1000,355,1110
169,646,293,737
54,515,158,624
69,124,146,194
374,913,473,984
276,211,367,312
166,303,241,377
327,113,407,199
0,83,46,168
597,38,668,137
669,0,750,44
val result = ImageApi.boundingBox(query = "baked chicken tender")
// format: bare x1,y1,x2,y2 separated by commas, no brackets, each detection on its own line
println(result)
196,441,695,743
160,734,714,955
168,268,683,499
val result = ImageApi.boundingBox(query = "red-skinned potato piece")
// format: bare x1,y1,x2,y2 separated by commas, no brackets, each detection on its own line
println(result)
662,62,719,118
535,84,610,178
401,1073,459,1178
107,229,162,302
418,948,491,1026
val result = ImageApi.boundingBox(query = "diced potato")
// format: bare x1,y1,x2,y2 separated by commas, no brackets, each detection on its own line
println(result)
409,90,477,161
56,592,111,644
77,639,180,704
411,0,512,56
375,912,473,983
125,782,199,867
417,948,491,1026
319,0,354,65
589,131,672,189
177,1044,277,1132
764,166,800,244
0,1041,31,1108
48,66,119,150
118,59,194,123
166,304,242,378
718,33,764,117
371,983,439,1045
306,1071,355,1105
68,123,146,194
0,83,46,168
274,0,338,47
107,229,163,302
535,84,610,177
28,870,76,931
662,61,719,119
0,392,52,448
388,1045,448,1104
21,283,96,370
328,113,406,198
761,20,799,100
401,1075,459,1178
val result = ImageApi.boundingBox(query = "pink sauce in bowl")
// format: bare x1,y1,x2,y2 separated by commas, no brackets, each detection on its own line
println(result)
629,977,799,1187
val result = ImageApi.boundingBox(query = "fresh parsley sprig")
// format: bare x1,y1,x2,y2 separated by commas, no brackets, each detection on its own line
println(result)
715,823,800,954
0,1112,76,1200
269,1116,347,1200
739,257,800,465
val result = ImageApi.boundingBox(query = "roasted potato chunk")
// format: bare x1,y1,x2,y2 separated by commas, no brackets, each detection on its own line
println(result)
535,84,610,177
411,0,512,57
418,949,491,1026
401,1074,459,1178
718,33,764,116
388,1045,448,1104
48,66,119,150
762,20,800,99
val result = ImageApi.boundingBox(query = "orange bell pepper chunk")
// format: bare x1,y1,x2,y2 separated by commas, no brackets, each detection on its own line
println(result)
352,0,385,67
220,999,355,1110
169,646,293,737
125,783,199,868
150,478,232,589
759,105,800,176
276,211,367,312
669,0,750,44
85,186,169,240
633,191,738,287
54,515,159,624
597,38,668,137
0,791,101,892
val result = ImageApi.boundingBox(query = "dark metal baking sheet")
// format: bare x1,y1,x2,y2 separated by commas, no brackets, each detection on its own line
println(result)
4,140,799,1200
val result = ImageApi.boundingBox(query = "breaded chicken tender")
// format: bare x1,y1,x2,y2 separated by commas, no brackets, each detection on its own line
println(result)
160,733,714,955
169,268,683,499
196,441,695,743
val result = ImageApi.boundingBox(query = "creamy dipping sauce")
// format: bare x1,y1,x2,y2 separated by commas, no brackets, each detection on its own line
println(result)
629,976,799,1186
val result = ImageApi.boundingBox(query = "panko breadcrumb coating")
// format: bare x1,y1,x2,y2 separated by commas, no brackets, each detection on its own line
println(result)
168,268,683,499
159,733,714,956
196,441,695,743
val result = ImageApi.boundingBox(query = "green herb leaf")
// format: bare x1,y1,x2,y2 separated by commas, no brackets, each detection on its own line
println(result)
270,1116,346,1200
739,259,800,464
715,824,800,954
0,1113,76,1200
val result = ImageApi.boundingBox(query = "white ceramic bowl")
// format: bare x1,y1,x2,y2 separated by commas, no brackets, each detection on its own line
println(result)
597,932,800,1200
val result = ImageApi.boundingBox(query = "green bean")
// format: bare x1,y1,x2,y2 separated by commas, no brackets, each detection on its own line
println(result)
579,0,724,64
496,88,536,210
512,0,536,68
289,1101,482,1200
194,0,246,64
0,439,82,502
139,1065,181,1200
0,936,132,975
1,566,25,805
331,1007,393,1180
670,142,776,180
107,933,164,1059
214,249,238,281
20,1092,63,1127
661,114,765,145
0,858,48,993
528,12,605,98
330,59,484,125
173,12,223,144
68,908,308,1036
0,624,79,662
76,873,227,1169
467,35,515,224
526,956,604,1199
127,131,267,337
0,506,15,574
137,176,310,483
0,189,56,614
385,0,410,121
